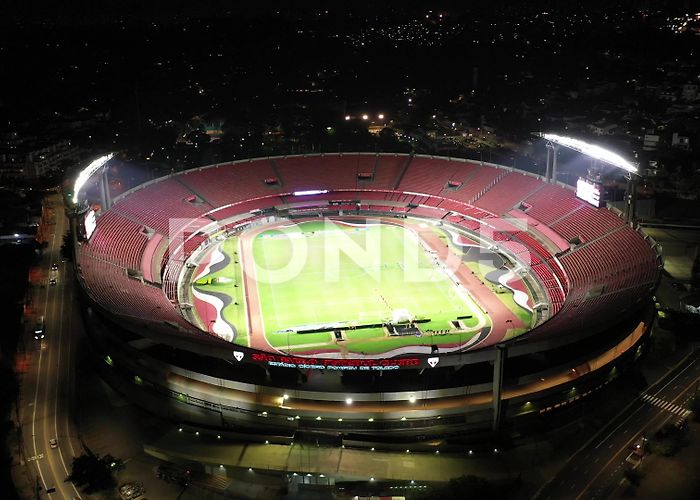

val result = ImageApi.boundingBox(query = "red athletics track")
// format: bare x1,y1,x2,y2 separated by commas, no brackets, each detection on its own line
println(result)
234,216,528,356
408,221,525,346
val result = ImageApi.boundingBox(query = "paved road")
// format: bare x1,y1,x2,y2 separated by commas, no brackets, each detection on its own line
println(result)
20,193,83,499
535,349,700,500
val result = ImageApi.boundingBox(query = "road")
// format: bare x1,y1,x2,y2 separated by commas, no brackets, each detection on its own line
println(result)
535,349,700,500
20,193,83,499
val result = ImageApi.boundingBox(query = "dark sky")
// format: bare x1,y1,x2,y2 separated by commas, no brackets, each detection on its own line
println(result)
2,1,700,26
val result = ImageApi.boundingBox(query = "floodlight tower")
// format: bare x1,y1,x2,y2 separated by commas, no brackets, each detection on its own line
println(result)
536,133,640,224
623,172,638,224
65,153,115,265
545,141,560,182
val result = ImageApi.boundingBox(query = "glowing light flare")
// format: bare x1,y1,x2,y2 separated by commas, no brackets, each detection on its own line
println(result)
293,189,328,196
72,153,115,204
540,133,636,173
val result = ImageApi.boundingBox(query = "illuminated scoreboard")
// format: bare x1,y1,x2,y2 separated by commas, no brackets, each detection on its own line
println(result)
84,209,97,240
576,178,604,208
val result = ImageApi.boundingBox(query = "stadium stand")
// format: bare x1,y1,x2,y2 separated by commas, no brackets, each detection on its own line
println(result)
553,205,625,242
473,172,544,215
449,165,503,204
112,179,212,235
398,157,461,194
79,254,193,330
180,161,281,207
84,211,149,270
560,226,657,294
275,155,359,191
79,154,659,349
371,155,407,189
520,183,582,225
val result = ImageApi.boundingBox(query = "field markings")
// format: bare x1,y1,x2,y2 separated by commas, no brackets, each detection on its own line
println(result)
250,219,492,355
238,227,273,351
237,237,251,348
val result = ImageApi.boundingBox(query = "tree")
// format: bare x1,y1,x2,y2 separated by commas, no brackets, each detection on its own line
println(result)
690,395,700,421
650,422,687,456
691,254,700,291
623,467,642,487
66,449,123,493
60,231,73,262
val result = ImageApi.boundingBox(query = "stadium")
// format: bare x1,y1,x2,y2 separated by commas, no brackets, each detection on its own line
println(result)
69,152,661,447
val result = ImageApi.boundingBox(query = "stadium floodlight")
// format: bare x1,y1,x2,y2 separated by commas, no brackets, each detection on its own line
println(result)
293,189,328,196
72,153,114,204
539,133,636,174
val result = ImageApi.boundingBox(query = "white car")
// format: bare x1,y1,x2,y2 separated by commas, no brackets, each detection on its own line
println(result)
49,438,58,449
625,451,642,468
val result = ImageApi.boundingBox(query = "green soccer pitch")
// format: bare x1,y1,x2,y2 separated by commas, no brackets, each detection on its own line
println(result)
246,219,490,355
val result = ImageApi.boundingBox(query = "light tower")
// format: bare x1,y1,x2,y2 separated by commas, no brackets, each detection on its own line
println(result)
536,133,640,223
65,153,115,265
545,141,560,183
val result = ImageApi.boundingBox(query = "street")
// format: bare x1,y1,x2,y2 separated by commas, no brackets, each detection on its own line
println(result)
535,349,700,500
20,193,83,499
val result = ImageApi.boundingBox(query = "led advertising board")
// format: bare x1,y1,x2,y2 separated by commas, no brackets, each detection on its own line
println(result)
84,209,97,239
576,178,603,207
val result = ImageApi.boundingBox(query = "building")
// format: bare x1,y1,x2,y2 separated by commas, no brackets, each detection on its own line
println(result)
0,133,80,180
588,122,618,136
671,132,691,150
69,153,660,450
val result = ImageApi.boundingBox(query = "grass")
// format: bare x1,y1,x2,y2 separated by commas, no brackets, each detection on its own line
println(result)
463,260,533,327
251,220,489,353
193,219,535,355
192,237,249,345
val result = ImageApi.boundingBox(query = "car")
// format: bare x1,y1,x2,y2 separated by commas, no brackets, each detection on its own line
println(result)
34,316,46,340
51,263,58,271
625,451,642,468
671,282,686,291
49,438,58,449
49,278,57,286
119,482,145,500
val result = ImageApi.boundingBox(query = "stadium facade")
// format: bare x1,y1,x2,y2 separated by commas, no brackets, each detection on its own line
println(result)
69,153,660,446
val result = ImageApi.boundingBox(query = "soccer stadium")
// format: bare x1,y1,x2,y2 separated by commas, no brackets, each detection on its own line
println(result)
69,152,661,446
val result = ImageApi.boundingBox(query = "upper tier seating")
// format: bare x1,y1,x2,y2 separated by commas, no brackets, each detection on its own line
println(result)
553,205,625,243
473,172,544,215
84,211,149,270
560,226,658,296
521,184,582,224
180,160,281,207
274,155,360,192
373,155,409,189
398,157,479,195
79,254,194,331
112,179,212,235
448,165,503,204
